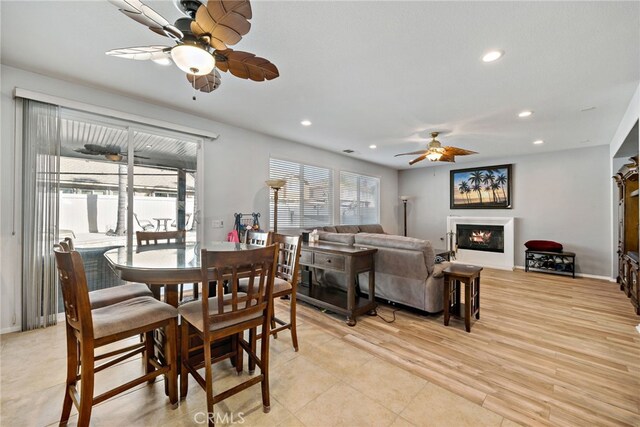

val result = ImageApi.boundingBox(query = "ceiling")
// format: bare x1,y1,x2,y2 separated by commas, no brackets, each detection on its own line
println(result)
2,1,638,170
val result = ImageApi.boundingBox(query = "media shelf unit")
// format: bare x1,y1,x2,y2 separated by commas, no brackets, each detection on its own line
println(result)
525,250,576,278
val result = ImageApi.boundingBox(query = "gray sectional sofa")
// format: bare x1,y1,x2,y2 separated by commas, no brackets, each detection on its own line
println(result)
315,224,450,313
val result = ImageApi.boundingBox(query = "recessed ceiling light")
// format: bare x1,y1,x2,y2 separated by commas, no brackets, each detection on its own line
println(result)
369,144,377,149
146,144,153,148
482,50,504,63
518,110,533,118
533,140,544,145
300,120,312,126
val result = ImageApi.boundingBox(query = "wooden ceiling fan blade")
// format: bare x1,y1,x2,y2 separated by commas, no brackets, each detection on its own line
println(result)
108,0,183,40
191,0,252,50
438,153,456,162
443,146,477,156
215,49,279,81
106,46,171,61
409,154,428,166
186,69,222,93
395,150,428,157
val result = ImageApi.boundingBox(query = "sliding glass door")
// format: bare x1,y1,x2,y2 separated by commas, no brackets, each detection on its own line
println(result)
56,109,201,308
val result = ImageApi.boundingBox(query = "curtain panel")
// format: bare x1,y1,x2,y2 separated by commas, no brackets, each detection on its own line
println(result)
21,99,60,330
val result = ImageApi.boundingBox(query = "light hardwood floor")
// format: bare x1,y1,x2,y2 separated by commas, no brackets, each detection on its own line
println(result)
1,268,639,426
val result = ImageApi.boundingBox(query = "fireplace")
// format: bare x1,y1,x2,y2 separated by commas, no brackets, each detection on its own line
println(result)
447,216,514,270
456,224,504,253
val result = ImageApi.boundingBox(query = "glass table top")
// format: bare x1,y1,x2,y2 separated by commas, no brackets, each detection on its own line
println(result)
104,242,258,271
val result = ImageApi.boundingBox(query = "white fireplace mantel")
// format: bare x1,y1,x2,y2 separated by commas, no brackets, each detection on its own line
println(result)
446,216,515,270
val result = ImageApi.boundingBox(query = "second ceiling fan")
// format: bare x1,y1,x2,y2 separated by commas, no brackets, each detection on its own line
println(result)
106,0,279,96
395,132,477,165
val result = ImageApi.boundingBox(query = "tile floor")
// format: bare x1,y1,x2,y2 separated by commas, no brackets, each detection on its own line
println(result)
0,301,519,427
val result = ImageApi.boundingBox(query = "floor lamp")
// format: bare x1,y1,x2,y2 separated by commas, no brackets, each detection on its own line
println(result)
400,196,409,237
266,179,287,233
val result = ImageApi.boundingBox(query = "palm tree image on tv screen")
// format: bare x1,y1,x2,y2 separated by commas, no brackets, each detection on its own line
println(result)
450,164,512,209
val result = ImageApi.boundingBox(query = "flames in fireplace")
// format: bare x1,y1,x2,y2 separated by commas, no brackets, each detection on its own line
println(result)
457,224,504,253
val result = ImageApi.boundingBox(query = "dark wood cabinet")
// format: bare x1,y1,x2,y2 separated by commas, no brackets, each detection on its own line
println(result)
613,156,639,315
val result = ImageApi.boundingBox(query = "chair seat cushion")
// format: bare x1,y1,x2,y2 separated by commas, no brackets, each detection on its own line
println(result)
178,294,263,333
524,240,563,252
89,283,153,309
238,277,291,295
92,296,177,339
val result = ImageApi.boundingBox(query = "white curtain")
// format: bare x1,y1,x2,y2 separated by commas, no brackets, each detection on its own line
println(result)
22,99,60,330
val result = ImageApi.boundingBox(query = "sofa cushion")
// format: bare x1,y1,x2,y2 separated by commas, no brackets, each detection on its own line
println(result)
354,233,435,275
334,225,361,234
322,226,337,232
357,224,385,234
317,231,355,245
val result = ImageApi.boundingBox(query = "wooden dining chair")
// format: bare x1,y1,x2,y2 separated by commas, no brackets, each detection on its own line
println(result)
61,237,153,309
240,234,302,373
136,230,195,302
53,244,178,426
178,245,278,427
244,230,273,247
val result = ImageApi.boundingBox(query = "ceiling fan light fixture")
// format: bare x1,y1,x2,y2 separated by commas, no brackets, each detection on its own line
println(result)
426,150,443,162
171,44,215,76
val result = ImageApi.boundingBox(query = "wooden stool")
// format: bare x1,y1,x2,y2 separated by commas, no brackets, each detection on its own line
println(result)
443,264,483,332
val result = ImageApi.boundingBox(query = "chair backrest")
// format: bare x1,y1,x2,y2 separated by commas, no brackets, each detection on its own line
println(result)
133,213,145,227
136,230,186,246
53,244,93,336
199,245,278,335
273,234,302,284
244,231,272,247
60,237,75,251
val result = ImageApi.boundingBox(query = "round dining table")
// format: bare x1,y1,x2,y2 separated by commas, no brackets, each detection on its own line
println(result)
104,241,258,307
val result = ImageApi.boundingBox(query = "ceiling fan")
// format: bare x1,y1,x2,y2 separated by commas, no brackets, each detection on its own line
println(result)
75,144,150,162
106,0,279,97
395,132,477,165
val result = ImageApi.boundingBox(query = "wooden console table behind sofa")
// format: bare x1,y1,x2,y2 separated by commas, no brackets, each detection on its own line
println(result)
297,241,377,326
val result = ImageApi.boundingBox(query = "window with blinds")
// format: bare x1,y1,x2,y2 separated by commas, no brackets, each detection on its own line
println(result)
269,158,333,229
340,171,380,225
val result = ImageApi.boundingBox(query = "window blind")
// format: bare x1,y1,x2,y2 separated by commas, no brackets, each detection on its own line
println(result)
339,171,380,225
269,158,333,229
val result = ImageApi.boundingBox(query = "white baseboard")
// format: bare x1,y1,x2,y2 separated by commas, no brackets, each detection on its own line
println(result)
514,265,616,282
1,325,21,334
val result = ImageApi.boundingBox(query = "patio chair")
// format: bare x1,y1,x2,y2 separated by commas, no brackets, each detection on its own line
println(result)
134,213,154,231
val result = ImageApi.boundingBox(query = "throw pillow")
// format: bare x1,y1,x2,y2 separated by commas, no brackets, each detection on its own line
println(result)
524,240,563,252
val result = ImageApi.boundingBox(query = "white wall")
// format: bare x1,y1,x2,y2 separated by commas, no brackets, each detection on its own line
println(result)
609,83,640,282
0,65,398,332
399,145,612,278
